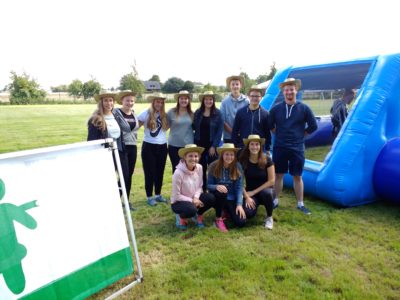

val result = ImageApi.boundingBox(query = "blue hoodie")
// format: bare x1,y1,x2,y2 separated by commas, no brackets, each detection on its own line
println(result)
220,93,249,139
268,101,318,151
231,105,271,150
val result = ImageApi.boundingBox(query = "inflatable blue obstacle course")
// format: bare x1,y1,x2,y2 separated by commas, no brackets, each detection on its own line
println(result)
261,53,400,206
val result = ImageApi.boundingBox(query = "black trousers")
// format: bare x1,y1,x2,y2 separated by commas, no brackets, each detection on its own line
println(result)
121,145,137,200
195,140,217,191
243,188,274,218
171,192,216,219
141,141,167,197
212,190,246,228
168,145,181,174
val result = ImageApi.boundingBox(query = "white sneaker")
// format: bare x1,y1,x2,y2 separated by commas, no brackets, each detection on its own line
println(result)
265,217,273,230
273,198,279,209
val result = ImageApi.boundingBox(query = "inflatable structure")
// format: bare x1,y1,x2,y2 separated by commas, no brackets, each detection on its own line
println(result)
261,53,400,206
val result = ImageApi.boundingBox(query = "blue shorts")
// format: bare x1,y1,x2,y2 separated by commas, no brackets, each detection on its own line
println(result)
272,147,305,176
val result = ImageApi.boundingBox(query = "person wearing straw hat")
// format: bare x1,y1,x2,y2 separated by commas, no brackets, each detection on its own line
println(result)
268,78,317,215
232,85,271,154
137,92,169,206
87,90,129,202
207,143,245,232
220,75,249,143
171,144,216,230
239,135,275,229
166,90,194,173
193,90,224,191
113,90,140,210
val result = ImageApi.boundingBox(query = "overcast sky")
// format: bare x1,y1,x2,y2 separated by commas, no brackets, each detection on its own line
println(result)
1,0,399,90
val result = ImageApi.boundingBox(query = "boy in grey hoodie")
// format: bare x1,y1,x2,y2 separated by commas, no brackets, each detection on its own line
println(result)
220,75,249,143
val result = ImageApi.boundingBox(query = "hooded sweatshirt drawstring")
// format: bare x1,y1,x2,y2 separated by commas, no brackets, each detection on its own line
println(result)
286,103,295,119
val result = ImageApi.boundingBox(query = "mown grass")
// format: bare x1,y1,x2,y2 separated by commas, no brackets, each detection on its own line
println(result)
1,105,400,300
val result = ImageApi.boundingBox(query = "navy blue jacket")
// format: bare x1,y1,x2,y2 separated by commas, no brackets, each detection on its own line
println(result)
231,105,271,151
268,101,317,151
193,108,223,148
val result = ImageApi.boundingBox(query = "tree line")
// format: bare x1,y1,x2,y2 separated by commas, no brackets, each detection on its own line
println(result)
4,63,276,104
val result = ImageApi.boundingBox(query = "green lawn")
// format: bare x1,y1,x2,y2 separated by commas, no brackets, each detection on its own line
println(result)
1,105,400,300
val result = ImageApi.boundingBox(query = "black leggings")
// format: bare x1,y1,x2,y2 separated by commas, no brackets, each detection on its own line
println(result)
141,142,167,197
168,145,181,174
171,193,216,218
121,145,137,200
195,141,218,191
212,190,246,228
243,188,274,218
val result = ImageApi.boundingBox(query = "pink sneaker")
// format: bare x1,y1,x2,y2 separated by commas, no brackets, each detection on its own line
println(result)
215,218,228,232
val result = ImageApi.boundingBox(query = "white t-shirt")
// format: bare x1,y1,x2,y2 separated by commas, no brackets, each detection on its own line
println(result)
104,114,121,139
137,109,167,144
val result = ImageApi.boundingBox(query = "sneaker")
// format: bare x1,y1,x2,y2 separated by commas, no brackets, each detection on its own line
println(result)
265,216,273,230
214,218,228,232
154,195,168,204
147,197,157,206
273,198,279,209
128,202,136,211
192,214,205,228
297,205,311,215
175,214,188,230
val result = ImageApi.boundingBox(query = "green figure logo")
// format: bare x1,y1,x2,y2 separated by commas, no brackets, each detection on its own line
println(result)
0,178,38,294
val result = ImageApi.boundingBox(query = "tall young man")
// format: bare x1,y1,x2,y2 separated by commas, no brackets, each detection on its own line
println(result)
220,75,249,143
268,78,317,215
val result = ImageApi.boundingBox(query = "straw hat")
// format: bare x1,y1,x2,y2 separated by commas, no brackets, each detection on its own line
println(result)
174,90,193,101
116,90,136,105
198,90,217,103
146,92,167,102
94,90,116,103
279,78,302,90
226,75,244,88
243,134,265,147
178,144,205,158
247,85,266,97
216,143,240,155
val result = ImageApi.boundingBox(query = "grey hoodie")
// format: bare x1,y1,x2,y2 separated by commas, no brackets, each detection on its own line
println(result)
220,93,249,139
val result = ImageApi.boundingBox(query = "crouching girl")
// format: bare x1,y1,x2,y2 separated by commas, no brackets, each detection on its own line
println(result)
171,144,216,230
207,143,246,232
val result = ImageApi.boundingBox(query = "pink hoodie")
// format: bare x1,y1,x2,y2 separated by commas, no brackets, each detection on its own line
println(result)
170,160,203,204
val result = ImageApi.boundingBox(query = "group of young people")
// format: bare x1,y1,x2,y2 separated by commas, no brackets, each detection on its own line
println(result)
87,75,318,232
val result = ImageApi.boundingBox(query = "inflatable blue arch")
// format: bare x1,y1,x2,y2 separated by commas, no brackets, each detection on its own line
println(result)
260,53,400,207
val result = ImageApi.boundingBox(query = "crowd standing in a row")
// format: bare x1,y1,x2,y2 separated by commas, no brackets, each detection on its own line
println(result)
87,76,318,231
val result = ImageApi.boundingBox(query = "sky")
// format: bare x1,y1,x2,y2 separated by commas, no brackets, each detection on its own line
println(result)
1,0,399,91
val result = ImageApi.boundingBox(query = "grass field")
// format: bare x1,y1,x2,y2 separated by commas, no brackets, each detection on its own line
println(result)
1,104,400,299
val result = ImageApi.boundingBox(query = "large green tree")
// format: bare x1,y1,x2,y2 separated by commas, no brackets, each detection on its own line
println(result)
8,71,46,104
68,79,83,99
148,74,161,83
82,79,101,100
239,72,256,94
119,73,145,96
256,62,277,84
182,80,194,93
162,77,184,93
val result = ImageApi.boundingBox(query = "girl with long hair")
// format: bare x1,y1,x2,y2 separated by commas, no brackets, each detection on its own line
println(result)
137,93,169,206
207,143,245,232
166,90,194,173
239,134,275,229
193,91,223,191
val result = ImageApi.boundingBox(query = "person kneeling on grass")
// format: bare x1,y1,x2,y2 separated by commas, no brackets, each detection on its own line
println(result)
239,135,275,229
207,143,246,232
171,144,216,230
